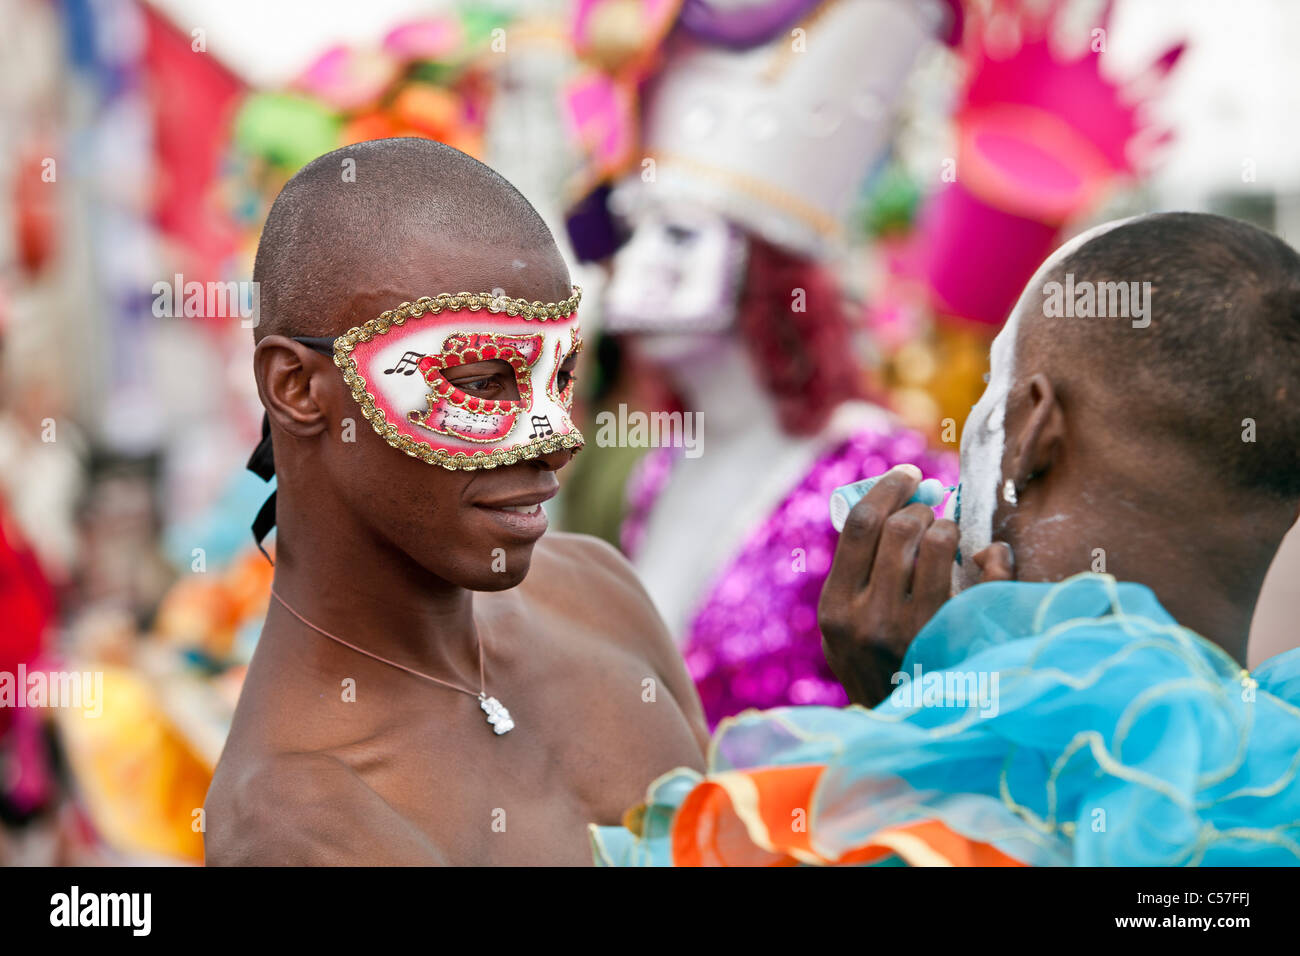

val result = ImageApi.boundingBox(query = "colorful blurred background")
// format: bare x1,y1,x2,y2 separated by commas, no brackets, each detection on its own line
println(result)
1,0,1298,864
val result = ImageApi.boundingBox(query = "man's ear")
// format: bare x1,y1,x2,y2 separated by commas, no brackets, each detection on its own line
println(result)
1005,372,1065,499
253,336,332,438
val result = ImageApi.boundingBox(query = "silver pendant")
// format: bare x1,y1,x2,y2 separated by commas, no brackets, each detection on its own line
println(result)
480,695,514,735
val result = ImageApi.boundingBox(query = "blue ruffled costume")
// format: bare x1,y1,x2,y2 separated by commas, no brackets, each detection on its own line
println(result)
591,573,1300,866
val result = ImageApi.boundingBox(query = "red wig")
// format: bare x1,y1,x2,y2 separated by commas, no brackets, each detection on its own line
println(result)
735,235,864,435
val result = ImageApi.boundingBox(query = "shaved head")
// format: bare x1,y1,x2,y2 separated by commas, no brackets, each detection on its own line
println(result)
252,137,568,341
960,211,1300,660
1021,212,1300,502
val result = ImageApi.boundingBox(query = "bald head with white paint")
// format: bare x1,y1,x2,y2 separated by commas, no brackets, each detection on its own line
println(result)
954,217,1137,590
948,209,1300,667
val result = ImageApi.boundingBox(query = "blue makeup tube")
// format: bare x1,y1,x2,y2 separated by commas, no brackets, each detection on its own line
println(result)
829,474,950,532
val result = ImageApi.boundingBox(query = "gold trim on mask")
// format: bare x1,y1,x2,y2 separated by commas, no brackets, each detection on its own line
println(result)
546,329,584,412
332,286,585,470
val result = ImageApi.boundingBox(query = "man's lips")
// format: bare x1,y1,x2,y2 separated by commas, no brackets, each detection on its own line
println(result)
471,486,556,539
472,486,558,511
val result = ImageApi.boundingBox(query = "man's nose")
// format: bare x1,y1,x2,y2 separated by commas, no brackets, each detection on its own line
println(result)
531,445,577,472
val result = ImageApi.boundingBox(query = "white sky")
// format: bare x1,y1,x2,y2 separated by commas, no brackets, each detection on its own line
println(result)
145,0,1300,194
1107,0,1300,194
144,0,455,87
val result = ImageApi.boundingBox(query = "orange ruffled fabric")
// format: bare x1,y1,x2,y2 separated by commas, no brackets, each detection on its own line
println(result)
671,764,1024,867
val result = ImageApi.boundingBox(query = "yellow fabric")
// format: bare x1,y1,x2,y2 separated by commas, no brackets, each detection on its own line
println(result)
55,666,209,863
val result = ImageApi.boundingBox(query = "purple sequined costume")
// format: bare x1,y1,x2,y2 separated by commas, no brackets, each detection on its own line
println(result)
623,426,957,728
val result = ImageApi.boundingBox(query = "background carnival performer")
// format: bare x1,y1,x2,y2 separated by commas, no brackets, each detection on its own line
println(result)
590,0,963,726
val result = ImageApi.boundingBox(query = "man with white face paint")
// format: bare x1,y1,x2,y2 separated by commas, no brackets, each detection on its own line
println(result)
952,218,1134,591
594,212,1300,867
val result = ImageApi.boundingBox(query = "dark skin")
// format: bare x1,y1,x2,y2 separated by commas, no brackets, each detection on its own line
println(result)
819,466,1013,707
204,238,708,865
820,305,1300,706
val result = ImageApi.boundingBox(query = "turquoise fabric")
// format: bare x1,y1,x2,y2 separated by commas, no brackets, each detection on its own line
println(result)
591,573,1300,866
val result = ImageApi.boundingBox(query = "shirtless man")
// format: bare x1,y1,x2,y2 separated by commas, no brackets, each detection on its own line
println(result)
204,138,707,865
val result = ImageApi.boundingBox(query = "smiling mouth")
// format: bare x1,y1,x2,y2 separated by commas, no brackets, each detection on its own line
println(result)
473,498,550,539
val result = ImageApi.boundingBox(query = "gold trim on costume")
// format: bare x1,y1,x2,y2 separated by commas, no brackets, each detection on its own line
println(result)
647,151,843,241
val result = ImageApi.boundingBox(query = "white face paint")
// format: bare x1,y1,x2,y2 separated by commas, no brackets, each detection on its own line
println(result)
955,303,1018,584
603,202,747,354
955,217,1141,589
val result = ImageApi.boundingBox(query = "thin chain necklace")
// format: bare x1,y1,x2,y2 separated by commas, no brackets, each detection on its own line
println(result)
270,588,514,735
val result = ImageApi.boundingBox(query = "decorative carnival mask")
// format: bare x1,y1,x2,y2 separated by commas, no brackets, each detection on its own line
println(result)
247,286,584,555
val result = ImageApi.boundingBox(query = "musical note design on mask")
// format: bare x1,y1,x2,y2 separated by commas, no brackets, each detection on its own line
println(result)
384,351,425,375
529,415,554,439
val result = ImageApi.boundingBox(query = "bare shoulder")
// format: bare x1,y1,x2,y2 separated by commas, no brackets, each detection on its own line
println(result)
533,530,644,585
204,751,446,866
527,531,709,753
528,531,665,642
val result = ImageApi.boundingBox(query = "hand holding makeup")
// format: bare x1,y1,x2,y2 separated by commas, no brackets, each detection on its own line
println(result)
829,475,949,532
818,464,1014,708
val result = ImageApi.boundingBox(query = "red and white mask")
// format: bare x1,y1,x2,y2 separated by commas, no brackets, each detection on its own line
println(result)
331,288,584,470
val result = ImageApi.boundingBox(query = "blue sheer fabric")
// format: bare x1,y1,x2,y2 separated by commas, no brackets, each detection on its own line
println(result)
591,573,1300,866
